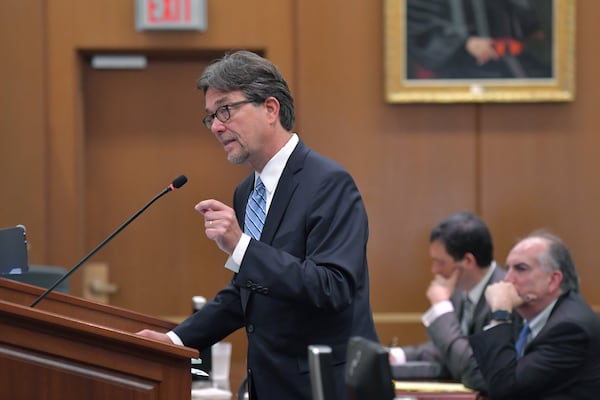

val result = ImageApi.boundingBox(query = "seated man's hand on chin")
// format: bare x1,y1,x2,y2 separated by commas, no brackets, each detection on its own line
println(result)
426,268,460,305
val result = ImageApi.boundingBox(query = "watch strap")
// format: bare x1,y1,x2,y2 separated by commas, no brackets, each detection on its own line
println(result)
491,309,512,321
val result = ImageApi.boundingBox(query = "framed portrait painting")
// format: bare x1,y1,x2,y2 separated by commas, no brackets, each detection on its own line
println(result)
384,0,575,103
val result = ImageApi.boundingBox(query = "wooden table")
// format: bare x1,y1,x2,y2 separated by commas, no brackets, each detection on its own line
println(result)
394,381,482,400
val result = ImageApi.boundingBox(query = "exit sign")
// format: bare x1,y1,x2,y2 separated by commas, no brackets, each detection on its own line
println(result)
135,0,207,31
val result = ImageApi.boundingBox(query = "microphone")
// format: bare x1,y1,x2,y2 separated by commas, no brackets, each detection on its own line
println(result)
30,175,188,307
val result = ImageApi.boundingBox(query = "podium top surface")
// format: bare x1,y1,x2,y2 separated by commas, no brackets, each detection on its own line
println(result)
0,277,176,330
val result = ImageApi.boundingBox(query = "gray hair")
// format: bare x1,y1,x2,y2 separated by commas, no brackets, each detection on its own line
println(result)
527,229,580,293
197,50,295,131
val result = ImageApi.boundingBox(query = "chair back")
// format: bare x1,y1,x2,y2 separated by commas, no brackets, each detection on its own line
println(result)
308,344,337,400
5,264,69,293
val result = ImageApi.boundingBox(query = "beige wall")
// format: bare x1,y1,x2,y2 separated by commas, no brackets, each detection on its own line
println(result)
2,0,600,384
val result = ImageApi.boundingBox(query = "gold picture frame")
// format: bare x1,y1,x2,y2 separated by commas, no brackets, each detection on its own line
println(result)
384,0,575,103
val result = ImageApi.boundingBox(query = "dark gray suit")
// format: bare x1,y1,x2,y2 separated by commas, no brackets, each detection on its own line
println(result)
402,266,506,391
173,140,378,400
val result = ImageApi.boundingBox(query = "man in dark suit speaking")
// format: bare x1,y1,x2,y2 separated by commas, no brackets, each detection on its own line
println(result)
137,50,378,400
470,230,600,399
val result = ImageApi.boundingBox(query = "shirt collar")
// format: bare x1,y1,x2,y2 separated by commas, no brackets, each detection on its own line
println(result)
254,133,299,207
525,297,559,340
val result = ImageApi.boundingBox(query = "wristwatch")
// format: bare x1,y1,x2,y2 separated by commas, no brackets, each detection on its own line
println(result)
491,310,512,322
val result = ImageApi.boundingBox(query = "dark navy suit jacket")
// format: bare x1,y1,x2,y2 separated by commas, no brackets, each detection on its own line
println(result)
174,141,378,400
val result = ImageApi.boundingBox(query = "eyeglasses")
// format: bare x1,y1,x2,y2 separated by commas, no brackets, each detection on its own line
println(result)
203,100,254,130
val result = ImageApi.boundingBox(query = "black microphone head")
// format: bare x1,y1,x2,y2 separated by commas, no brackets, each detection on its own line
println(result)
172,175,188,189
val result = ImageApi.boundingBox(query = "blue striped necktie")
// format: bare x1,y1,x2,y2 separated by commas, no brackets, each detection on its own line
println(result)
244,177,266,240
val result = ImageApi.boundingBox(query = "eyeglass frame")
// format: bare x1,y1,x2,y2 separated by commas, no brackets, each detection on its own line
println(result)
203,99,255,130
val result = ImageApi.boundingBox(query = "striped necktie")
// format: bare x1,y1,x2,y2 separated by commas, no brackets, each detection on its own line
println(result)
244,177,266,240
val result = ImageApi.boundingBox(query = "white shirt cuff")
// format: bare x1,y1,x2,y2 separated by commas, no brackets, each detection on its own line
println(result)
224,233,251,273
166,331,184,346
389,347,407,365
421,300,454,327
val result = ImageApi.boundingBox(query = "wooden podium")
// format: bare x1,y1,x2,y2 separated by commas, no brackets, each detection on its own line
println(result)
0,278,198,399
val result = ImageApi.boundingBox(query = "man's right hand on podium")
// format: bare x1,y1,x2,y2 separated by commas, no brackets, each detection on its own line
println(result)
136,329,173,344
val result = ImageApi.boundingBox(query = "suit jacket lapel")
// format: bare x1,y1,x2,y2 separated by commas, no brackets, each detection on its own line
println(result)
237,140,308,314
258,141,307,244
236,175,254,315
235,177,254,228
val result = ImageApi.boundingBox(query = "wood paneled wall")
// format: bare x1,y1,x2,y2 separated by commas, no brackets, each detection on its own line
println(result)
2,0,600,385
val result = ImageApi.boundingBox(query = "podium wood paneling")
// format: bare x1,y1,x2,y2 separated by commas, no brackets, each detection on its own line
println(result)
0,279,197,399
0,278,176,332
